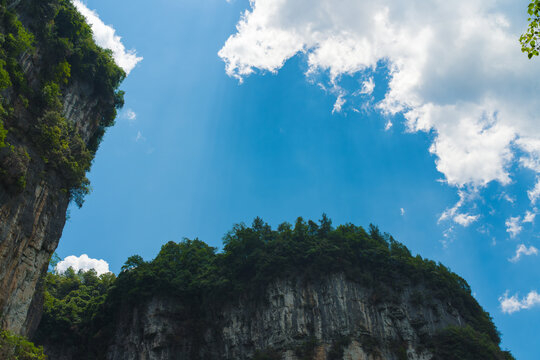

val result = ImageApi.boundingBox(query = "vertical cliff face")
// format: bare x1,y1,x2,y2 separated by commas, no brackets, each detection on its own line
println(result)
104,274,467,360
0,79,100,336
0,0,124,336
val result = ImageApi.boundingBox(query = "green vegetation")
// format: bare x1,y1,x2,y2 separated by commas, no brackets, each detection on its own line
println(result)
35,217,513,358
429,326,514,360
521,0,540,58
0,1,34,193
0,0,124,204
33,268,115,348
0,330,47,360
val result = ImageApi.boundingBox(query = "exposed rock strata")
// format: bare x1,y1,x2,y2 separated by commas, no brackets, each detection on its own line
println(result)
105,274,465,360
0,3,107,336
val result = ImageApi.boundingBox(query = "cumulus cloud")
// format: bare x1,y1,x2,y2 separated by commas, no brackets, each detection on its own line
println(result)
500,290,540,314
73,0,142,74
56,254,110,276
219,0,540,207
509,244,539,263
505,216,523,238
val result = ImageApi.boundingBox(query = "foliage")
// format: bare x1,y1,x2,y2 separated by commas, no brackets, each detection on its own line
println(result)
0,143,30,193
36,110,92,206
35,217,512,358
48,252,61,272
430,326,515,360
33,268,115,347
0,0,125,203
0,330,47,360
0,118,7,148
520,0,540,58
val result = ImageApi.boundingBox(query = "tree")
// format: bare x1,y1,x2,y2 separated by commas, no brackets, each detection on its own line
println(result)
121,255,144,272
520,0,540,58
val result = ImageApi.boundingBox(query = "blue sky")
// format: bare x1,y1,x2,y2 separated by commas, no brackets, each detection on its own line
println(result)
57,0,539,358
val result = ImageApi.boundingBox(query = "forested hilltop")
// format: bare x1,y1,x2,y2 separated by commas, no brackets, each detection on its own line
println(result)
34,216,514,360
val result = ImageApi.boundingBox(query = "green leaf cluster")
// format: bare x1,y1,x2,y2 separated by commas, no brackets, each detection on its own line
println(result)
429,325,514,360
33,268,115,347
0,330,47,360
0,2,34,192
0,0,124,204
520,0,540,58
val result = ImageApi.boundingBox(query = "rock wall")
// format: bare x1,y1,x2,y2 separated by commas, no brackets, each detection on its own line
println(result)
105,274,465,360
0,4,106,335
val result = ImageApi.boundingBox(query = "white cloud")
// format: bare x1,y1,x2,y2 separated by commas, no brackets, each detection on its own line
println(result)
439,190,479,227
400,207,405,216
529,179,540,205
332,94,346,114
219,0,540,197
384,120,393,131
73,0,142,75
523,210,536,223
505,216,523,238
502,193,515,204
360,77,375,95
123,109,137,122
509,244,539,263
56,254,110,276
500,290,540,314
453,213,480,227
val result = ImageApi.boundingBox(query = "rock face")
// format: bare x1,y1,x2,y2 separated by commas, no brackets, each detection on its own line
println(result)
0,2,109,336
0,77,101,337
105,274,465,360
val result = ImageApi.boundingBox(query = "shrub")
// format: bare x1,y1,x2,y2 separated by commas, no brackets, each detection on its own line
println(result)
0,330,47,360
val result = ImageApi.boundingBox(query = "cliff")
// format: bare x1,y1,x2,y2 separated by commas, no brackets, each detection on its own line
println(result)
0,0,124,336
106,274,467,360
34,219,514,360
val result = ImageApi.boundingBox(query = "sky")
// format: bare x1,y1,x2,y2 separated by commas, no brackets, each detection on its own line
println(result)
54,0,539,357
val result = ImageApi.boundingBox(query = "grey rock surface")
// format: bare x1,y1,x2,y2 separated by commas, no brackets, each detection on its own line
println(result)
105,274,464,360
0,4,108,336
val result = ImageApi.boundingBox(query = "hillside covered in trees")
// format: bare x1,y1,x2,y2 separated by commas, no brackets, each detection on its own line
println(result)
33,216,514,360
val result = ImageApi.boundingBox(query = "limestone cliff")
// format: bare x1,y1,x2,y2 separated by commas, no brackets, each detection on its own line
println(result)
0,0,124,336
34,223,513,359
102,273,488,360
